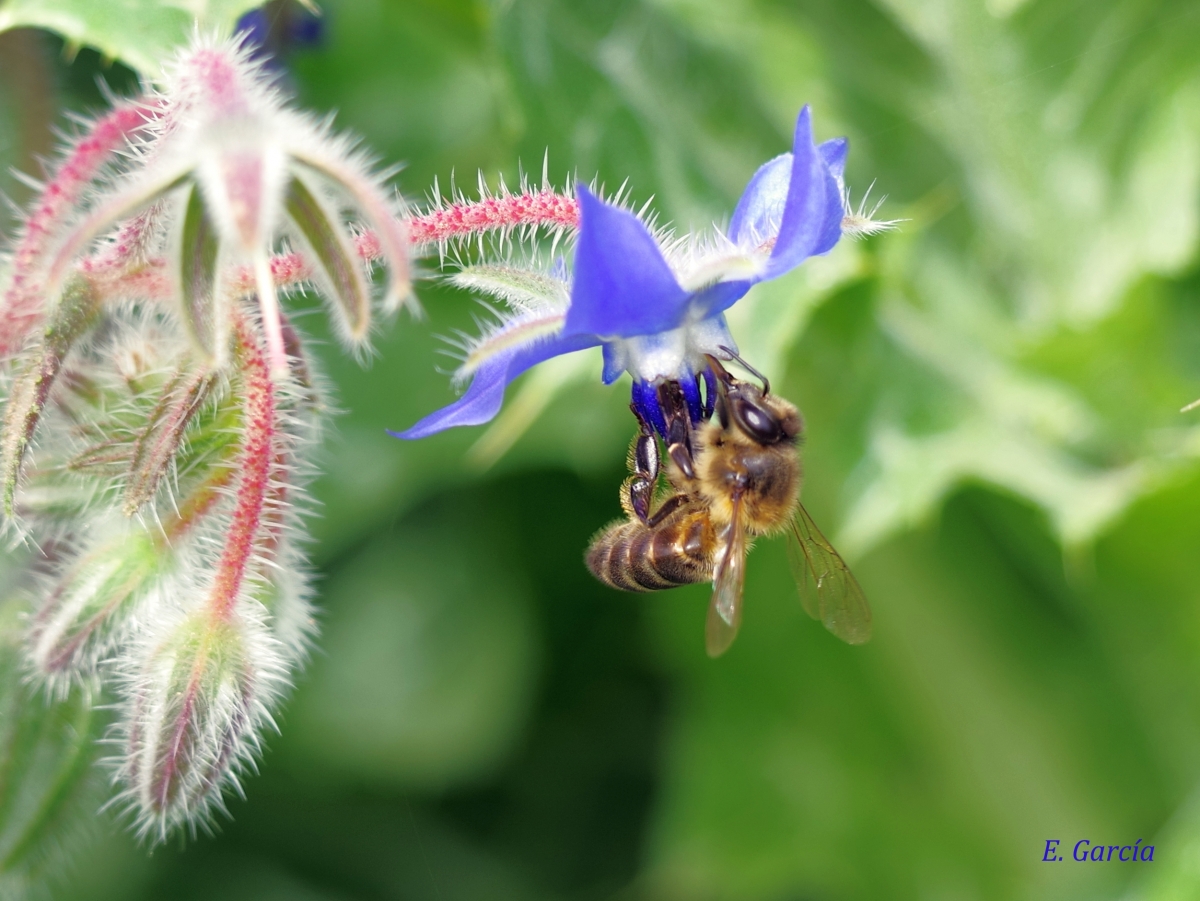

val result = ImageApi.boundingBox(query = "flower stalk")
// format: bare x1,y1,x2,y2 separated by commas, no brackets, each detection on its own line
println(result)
0,101,154,355
208,314,275,623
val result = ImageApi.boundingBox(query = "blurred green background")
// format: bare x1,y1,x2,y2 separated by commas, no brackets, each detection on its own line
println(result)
4,0,1200,898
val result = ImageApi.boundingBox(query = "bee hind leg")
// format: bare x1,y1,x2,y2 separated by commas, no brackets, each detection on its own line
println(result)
620,474,654,524
620,404,660,524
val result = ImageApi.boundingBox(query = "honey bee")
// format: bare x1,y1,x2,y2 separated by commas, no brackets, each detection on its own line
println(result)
586,353,871,656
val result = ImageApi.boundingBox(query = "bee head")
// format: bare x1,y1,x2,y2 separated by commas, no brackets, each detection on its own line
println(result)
705,355,803,446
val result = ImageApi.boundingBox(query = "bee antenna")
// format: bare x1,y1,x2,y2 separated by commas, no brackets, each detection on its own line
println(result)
716,346,770,395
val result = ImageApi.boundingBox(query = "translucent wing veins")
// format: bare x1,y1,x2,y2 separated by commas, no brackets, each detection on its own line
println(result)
788,502,872,644
706,494,747,657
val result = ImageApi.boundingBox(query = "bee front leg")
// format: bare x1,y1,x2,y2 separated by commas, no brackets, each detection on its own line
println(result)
620,405,660,525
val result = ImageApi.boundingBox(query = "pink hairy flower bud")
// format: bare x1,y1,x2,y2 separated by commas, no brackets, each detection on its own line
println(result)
159,36,412,369
110,312,317,837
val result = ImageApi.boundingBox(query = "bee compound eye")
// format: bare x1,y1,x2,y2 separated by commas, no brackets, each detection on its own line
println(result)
732,398,783,444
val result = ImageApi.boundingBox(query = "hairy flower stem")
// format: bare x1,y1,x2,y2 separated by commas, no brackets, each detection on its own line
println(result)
65,188,583,317
0,102,153,355
207,314,275,623
404,188,580,246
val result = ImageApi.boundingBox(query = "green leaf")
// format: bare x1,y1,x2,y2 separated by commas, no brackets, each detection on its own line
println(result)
0,0,268,76
0,598,106,894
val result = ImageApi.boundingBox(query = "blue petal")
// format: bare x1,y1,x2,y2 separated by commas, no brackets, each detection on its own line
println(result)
813,137,848,255
564,186,691,339
602,342,624,384
729,124,849,257
819,137,848,180
812,164,844,256
728,152,792,247
390,332,600,439
761,105,835,280
689,277,753,320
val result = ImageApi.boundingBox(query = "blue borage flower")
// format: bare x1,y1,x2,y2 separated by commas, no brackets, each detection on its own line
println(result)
393,106,853,442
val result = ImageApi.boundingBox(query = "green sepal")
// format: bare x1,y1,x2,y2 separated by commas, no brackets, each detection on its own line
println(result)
285,174,371,346
178,184,224,367
451,264,570,314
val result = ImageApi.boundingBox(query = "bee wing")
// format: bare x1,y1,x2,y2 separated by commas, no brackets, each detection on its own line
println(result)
706,495,748,658
787,502,872,644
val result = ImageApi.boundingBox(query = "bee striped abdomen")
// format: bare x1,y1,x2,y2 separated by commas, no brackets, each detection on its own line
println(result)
586,509,714,592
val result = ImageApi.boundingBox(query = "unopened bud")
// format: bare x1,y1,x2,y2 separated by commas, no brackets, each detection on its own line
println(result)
123,364,217,515
1,277,101,520
116,603,284,841
27,527,162,686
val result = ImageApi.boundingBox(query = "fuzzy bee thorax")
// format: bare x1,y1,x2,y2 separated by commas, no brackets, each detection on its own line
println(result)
690,418,802,535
